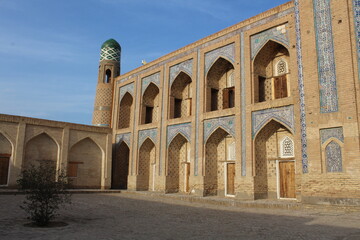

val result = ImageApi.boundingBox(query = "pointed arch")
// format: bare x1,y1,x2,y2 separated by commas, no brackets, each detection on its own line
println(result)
0,132,13,185
322,138,343,173
253,40,290,103
112,141,130,189
206,57,235,112
141,82,160,124
204,127,235,196
137,138,156,191
24,132,58,171
118,92,133,129
169,71,192,119
166,133,190,193
254,120,295,199
68,137,102,188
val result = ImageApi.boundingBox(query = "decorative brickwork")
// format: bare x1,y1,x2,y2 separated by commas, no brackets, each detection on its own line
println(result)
137,139,155,190
314,0,338,113
252,105,294,138
251,24,289,59
118,92,133,129
204,116,235,142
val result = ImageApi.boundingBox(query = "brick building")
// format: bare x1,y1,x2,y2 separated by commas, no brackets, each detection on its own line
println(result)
1,0,360,205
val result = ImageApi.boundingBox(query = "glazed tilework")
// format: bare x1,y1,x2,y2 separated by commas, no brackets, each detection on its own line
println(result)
205,43,235,74
167,123,191,146
194,50,201,176
294,0,309,173
204,116,235,142
142,72,160,95
325,141,343,172
353,0,360,81
119,83,134,102
251,24,289,59
169,59,193,86
320,127,344,144
252,105,294,138
240,32,247,176
100,46,120,62
138,128,158,148
116,133,131,147
314,0,339,113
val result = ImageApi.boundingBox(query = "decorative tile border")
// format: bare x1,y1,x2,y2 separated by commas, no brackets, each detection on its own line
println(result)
205,43,235,74
167,123,192,146
320,127,344,144
119,83,134,102
116,133,131,147
314,0,338,113
353,0,360,81
251,24,289,59
138,128,158,148
169,59,193,86
142,72,160,95
204,116,236,142
195,50,201,176
295,0,309,173
240,32,247,176
252,105,294,138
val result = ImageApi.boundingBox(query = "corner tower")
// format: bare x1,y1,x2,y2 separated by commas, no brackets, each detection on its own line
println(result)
92,39,121,127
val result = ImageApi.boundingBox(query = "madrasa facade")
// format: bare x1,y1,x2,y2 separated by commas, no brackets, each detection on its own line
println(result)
1,0,360,205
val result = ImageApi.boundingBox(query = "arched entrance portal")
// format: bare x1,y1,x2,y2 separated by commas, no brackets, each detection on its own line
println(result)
254,120,295,199
112,141,130,189
68,138,102,189
166,134,190,193
137,138,156,191
204,128,236,197
24,133,58,172
0,133,12,185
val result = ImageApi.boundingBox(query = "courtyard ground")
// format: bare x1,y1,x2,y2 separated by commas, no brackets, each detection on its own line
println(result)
0,192,360,240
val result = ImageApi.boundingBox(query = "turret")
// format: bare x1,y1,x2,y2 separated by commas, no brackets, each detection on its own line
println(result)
92,39,121,127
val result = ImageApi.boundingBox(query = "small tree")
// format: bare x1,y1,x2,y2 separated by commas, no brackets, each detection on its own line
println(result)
17,162,71,226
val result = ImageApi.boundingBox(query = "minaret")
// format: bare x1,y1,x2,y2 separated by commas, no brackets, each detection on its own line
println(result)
92,39,121,127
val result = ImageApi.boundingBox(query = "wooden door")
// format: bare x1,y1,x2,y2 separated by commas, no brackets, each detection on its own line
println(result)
274,76,287,99
0,157,10,185
226,163,235,195
279,161,295,198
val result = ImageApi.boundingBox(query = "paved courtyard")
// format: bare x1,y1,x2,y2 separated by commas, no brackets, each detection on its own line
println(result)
0,193,360,240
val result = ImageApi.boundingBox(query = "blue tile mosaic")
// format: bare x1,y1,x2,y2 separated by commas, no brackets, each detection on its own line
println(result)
252,105,294,138
353,0,360,81
314,0,339,113
205,43,235,74
142,72,160,95
138,128,158,148
167,123,192,146
169,59,193,86
251,24,289,59
295,0,309,173
204,116,236,142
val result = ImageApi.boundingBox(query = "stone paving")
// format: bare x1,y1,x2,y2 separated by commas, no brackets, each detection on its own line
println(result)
0,192,360,240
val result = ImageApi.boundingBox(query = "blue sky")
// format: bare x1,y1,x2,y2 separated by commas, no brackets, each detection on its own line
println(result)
0,0,288,125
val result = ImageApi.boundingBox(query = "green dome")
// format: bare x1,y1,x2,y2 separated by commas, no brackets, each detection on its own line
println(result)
101,39,121,50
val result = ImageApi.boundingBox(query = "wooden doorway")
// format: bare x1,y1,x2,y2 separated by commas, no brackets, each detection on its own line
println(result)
0,156,10,185
226,163,235,196
278,161,295,198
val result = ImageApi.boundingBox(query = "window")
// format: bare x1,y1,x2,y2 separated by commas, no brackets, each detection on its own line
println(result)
145,106,154,124
276,59,288,76
223,87,235,109
174,98,182,118
211,88,219,111
258,76,266,102
68,162,79,178
105,69,111,83
280,137,294,158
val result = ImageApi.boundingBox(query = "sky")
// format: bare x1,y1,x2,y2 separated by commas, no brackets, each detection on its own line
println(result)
0,0,288,125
